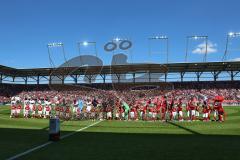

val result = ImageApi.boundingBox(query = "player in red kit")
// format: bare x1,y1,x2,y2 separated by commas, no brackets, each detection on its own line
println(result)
65,106,71,120
38,104,43,118
55,105,60,118
24,104,30,118
177,99,183,121
32,104,36,118
202,101,209,122
130,107,136,120
44,105,51,119
188,97,197,121
214,98,225,122
10,103,16,118
161,96,167,121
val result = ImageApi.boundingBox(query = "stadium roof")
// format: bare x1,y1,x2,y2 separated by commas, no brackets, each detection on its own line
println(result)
0,61,240,77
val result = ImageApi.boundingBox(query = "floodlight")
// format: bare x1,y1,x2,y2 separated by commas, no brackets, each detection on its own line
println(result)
194,36,198,40
115,37,120,42
228,32,234,37
83,41,88,46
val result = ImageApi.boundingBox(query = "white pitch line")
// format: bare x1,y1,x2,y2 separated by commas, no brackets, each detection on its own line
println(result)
6,120,103,160
61,120,102,139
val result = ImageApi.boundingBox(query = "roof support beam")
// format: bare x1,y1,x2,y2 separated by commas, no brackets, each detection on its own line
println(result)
149,72,151,82
37,75,40,85
85,75,93,84
212,71,221,81
164,73,167,82
133,73,135,83
22,77,28,85
195,72,203,81
70,75,78,84
115,74,120,83
100,74,106,84
180,72,185,82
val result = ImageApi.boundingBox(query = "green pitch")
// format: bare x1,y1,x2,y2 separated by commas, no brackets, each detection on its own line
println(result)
0,106,240,160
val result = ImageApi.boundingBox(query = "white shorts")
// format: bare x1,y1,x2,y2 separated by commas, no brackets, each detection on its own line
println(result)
45,111,50,116
195,111,199,117
191,110,196,116
178,111,183,117
148,112,153,117
38,111,42,115
130,112,135,118
32,111,36,115
99,112,103,119
107,112,112,118
11,110,16,115
203,113,208,118
25,111,29,116
115,113,119,118
152,112,157,118
172,111,177,117
140,111,143,117
73,107,77,113
187,111,190,117
121,112,125,118
87,106,91,112
17,109,21,114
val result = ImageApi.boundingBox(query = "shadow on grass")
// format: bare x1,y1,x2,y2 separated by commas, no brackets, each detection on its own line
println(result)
1,127,240,160
167,121,201,135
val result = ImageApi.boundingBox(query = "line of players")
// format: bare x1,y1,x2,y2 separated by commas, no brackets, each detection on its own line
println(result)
124,97,225,122
10,96,225,122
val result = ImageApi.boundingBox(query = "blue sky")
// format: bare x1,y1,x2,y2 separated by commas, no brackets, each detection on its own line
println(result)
0,0,240,68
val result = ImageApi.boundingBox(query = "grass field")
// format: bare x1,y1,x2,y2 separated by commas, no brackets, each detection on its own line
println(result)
0,105,240,160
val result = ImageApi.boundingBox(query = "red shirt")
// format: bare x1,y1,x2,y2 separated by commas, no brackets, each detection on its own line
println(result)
172,107,177,112
38,105,43,111
55,106,60,111
17,105,22,110
162,100,167,109
149,107,154,112
46,106,50,112
143,105,148,113
216,103,224,112
156,102,161,111
32,105,36,111
214,102,219,110
65,107,70,113
11,105,16,110
177,102,183,111
25,105,30,111
203,107,208,113
188,101,196,110
60,107,64,112
119,107,124,113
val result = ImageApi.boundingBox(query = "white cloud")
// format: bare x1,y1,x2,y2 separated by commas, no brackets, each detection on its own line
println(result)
230,57,240,61
192,41,217,54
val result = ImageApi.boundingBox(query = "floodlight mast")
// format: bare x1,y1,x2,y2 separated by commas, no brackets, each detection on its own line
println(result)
185,35,208,62
222,32,240,61
148,36,169,63
47,42,69,68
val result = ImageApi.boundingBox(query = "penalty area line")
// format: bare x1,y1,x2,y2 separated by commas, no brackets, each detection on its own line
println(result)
6,120,103,160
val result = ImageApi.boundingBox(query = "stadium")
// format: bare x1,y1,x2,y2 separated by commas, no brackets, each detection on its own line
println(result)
1,1,240,160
